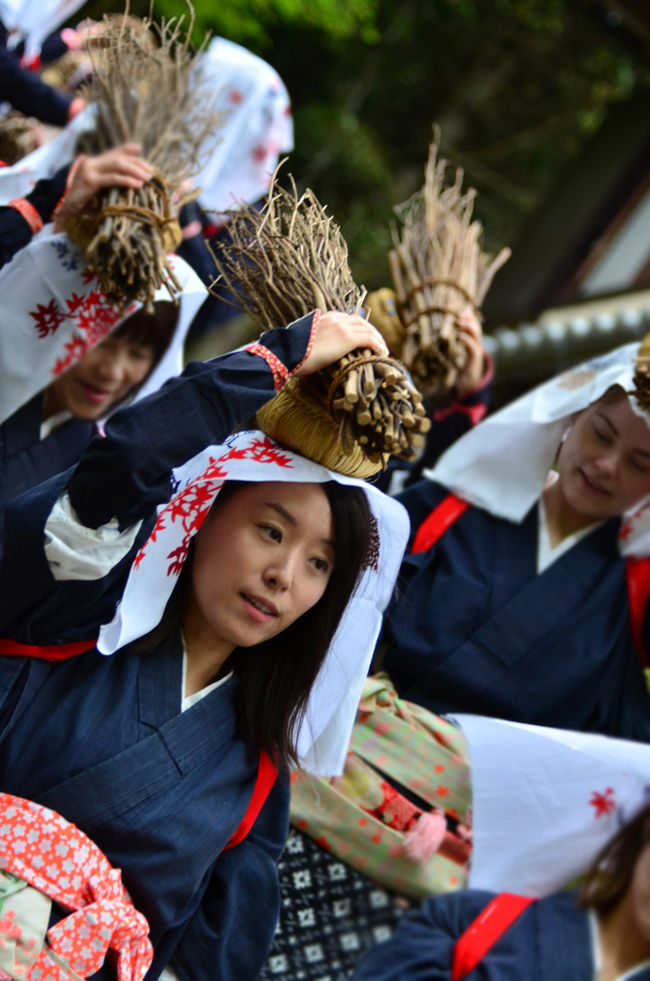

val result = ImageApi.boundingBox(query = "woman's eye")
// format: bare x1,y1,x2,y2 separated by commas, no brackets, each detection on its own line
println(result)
130,347,153,362
260,525,282,542
630,458,649,475
310,556,330,574
594,427,611,444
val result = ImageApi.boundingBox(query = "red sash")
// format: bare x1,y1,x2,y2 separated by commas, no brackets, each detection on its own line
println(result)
451,893,535,980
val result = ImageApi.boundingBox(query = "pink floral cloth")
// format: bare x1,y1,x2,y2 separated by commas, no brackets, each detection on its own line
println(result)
0,794,152,980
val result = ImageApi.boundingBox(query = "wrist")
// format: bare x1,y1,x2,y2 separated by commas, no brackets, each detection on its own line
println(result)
456,353,493,400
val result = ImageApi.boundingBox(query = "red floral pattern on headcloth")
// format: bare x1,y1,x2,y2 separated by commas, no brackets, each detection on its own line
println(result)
134,436,294,575
28,270,133,377
0,793,152,981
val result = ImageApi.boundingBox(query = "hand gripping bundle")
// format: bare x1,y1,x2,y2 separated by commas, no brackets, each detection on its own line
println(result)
65,11,223,310
212,172,431,478
368,130,511,398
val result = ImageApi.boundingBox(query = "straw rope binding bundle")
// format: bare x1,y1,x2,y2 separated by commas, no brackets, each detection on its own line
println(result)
212,173,430,477
67,11,223,310
385,133,510,398
633,334,650,412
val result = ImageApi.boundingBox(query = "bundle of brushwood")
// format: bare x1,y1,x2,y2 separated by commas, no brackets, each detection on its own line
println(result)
66,12,222,310
0,112,40,165
386,134,510,398
212,173,431,477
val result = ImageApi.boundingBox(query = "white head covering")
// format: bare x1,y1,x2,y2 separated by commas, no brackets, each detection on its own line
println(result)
191,37,293,215
457,713,650,897
0,106,94,204
428,341,650,556
0,36,292,216
0,0,85,59
97,429,410,776
0,229,207,425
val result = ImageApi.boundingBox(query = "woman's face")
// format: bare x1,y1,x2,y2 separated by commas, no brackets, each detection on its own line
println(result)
184,481,335,657
45,334,154,420
556,394,650,521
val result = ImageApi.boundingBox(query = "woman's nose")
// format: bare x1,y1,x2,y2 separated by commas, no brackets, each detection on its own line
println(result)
263,553,294,590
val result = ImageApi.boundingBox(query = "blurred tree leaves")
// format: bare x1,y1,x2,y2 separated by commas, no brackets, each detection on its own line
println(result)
89,0,650,291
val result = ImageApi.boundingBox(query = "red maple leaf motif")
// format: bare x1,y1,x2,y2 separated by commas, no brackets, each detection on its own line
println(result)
133,439,294,572
252,145,268,163
65,292,89,317
229,89,244,104
30,299,66,338
589,787,616,818
53,335,91,375
167,541,191,577
81,269,98,284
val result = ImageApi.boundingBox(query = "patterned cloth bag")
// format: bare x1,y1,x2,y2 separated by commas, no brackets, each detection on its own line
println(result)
0,794,153,980
290,673,472,899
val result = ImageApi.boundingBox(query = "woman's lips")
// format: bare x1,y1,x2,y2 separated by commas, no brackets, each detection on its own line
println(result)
578,469,609,496
78,381,114,405
241,593,279,622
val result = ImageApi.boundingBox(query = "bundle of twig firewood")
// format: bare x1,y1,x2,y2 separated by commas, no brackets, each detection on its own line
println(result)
0,112,40,165
386,133,510,397
634,334,650,412
66,12,223,309
212,174,430,475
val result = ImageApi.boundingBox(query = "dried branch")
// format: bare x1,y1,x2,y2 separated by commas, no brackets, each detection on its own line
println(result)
387,131,510,397
211,169,431,474
68,9,223,309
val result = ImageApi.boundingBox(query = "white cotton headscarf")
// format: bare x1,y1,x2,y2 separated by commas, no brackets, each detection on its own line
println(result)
0,230,207,425
190,37,293,216
456,714,650,897
428,341,650,556
0,0,86,59
97,430,410,777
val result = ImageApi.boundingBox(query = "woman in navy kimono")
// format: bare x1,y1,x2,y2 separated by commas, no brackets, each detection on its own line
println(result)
381,341,650,741
351,802,650,980
0,310,409,980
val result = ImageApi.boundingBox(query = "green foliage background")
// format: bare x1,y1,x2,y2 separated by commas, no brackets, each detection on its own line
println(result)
80,0,650,294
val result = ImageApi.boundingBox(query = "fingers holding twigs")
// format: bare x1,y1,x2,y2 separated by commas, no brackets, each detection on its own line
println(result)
55,144,154,228
294,311,389,377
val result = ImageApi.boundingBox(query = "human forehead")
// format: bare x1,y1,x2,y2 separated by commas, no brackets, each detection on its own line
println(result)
586,395,650,451
216,481,334,532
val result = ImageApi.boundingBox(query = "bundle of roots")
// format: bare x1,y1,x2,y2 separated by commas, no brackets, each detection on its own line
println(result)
212,172,430,476
385,131,510,398
67,11,223,310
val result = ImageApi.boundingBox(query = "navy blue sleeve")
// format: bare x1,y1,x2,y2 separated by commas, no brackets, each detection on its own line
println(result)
169,772,290,981
0,46,71,125
68,314,315,527
352,890,494,980
0,165,69,268
39,31,70,65
0,317,315,638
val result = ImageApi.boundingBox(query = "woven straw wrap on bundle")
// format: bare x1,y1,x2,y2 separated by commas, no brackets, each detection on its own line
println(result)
212,171,430,477
633,333,650,412
384,131,510,398
67,12,223,311
256,379,382,479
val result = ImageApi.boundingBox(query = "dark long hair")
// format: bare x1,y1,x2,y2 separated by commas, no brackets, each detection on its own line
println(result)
580,805,650,914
